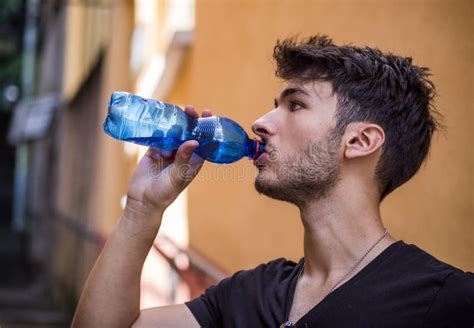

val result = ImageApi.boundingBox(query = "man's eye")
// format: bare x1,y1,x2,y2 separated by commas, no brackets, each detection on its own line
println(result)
289,101,303,112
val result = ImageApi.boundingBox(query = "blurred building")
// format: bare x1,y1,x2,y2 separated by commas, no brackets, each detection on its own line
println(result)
1,0,472,325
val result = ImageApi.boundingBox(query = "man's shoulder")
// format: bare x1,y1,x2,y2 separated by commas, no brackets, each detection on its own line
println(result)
442,270,474,295
229,257,302,284
422,267,474,326
253,257,301,273
385,241,474,306
367,240,473,301
390,241,468,277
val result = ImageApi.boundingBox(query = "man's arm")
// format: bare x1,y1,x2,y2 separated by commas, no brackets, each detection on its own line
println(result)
72,206,199,327
72,106,210,327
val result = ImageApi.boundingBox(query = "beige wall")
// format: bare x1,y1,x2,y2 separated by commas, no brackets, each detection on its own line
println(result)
167,0,473,273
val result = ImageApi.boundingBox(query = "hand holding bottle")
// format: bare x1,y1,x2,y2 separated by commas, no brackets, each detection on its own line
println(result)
103,92,265,164
73,106,212,328
124,106,212,226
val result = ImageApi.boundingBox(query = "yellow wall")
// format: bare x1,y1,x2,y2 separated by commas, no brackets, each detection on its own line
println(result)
53,0,137,302
168,0,473,274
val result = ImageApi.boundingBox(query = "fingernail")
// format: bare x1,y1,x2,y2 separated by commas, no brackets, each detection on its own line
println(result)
162,150,173,158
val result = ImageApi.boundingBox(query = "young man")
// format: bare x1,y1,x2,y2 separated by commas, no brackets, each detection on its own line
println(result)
73,35,474,327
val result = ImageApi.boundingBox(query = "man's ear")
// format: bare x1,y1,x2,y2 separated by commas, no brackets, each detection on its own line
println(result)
343,123,385,159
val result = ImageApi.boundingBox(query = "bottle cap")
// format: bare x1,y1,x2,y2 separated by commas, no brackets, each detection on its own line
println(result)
248,139,266,160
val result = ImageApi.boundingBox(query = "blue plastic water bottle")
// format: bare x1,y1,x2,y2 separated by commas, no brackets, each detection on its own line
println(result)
103,92,265,164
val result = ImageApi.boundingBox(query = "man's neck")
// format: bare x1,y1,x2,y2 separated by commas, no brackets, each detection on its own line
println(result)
298,181,397,285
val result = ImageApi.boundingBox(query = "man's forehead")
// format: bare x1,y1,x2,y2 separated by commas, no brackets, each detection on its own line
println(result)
280,80,333,100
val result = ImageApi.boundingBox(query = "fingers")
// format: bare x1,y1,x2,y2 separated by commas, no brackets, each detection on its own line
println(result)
202,109,213,117
184,105,213,119
145,147,162,161
147,105,212,172
184,105,199,119
169,140,203,185
160,149,175,158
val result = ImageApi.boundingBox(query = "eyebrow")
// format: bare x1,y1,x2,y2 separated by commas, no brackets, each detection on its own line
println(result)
281,87,310,99
274,87,310,106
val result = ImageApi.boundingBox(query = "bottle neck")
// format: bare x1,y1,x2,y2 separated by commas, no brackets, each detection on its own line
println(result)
247,139,265,160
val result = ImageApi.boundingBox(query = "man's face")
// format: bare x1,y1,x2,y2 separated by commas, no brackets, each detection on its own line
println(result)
251,80,343,206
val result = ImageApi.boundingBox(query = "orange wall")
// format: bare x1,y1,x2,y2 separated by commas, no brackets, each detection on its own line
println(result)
167,0,473,273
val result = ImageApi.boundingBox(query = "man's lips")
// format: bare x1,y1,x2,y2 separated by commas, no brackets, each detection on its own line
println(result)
254,152,268,166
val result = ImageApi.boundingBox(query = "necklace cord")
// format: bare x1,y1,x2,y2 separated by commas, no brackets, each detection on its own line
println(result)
281,229,389,327
325,228,388,296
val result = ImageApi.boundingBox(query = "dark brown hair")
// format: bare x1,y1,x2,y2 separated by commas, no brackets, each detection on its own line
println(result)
273,35,444,201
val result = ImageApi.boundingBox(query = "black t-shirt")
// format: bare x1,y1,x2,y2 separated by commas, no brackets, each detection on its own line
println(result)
185,240,474,327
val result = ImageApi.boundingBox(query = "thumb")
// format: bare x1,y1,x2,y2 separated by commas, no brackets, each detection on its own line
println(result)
174,140,199,167
170,140,200,184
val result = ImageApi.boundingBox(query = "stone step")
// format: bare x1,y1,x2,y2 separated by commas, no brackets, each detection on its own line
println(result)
0,308,70,327
0,284,71,327
0,283,54,310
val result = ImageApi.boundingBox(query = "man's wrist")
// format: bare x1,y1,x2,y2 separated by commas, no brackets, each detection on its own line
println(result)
124,202,164,220
118,203,164,238
124,196,165,221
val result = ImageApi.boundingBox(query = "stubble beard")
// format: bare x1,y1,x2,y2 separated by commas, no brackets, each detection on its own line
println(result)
254,130,342,206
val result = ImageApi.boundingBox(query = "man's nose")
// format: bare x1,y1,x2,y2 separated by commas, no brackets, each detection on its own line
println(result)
251,113,277,140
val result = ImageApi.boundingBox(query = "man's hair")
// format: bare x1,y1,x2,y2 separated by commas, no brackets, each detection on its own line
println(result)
273,35,444,201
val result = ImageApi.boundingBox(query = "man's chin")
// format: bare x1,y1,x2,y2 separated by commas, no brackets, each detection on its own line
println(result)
254,177,293,202
254,175,272,195
254,170,274,190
